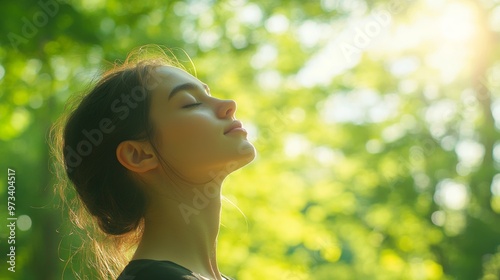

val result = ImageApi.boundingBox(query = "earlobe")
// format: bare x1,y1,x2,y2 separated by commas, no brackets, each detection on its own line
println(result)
116,140,158,173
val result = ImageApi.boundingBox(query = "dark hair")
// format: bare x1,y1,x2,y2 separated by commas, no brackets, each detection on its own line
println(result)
51,46,188,279
63,62,155,235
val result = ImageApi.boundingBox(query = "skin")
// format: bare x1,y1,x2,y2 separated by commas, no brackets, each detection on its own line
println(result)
116,66,256,280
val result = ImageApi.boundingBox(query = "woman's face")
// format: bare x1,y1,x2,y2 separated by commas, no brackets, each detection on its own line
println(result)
147,66,255,183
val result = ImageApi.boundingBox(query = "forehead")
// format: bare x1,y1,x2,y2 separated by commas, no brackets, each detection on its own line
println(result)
153,66,199,88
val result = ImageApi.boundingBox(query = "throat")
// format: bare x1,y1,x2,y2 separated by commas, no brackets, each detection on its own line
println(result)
133,189,223,279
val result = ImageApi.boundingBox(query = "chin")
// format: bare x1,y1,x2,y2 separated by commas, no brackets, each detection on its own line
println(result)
239,140,256,160
223,141,256,173
236,142,256,168
204,142,255,178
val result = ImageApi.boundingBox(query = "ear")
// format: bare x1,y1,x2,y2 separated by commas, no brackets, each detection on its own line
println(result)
116,140,158,173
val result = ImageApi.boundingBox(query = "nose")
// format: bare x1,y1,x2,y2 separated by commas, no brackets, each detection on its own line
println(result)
217,99,237,119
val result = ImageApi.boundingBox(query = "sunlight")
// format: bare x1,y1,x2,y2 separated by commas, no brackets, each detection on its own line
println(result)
439,2,477,42
425,1,480,83
434,179,469,210
369,0,481,85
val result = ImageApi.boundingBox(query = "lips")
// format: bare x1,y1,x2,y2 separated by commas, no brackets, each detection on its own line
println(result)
224,120,246,135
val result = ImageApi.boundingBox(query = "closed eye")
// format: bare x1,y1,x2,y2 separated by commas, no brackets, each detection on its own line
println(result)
182,103,202,108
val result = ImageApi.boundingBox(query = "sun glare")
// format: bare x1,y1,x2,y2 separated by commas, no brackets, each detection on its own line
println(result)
419,0,481,84
438,2,477,42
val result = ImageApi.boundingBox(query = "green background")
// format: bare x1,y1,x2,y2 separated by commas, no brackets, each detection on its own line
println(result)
0,0,499,279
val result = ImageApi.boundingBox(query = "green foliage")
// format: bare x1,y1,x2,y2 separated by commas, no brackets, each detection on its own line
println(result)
1,0,499,279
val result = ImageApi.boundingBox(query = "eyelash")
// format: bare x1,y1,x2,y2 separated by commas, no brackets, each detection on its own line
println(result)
183,103,202,108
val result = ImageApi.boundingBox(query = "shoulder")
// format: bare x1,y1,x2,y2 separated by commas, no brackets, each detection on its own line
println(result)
117,259,202,280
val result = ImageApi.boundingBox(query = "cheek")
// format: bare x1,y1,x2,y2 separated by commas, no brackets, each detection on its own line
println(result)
157,113,220,158
175,113,217,139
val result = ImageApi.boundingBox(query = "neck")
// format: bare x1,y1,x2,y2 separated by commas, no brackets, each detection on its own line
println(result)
133,177,224,280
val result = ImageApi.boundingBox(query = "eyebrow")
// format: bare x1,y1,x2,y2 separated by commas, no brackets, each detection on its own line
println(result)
168,82,210,100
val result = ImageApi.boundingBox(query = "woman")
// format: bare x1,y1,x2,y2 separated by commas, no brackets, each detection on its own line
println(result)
52,47,256,279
